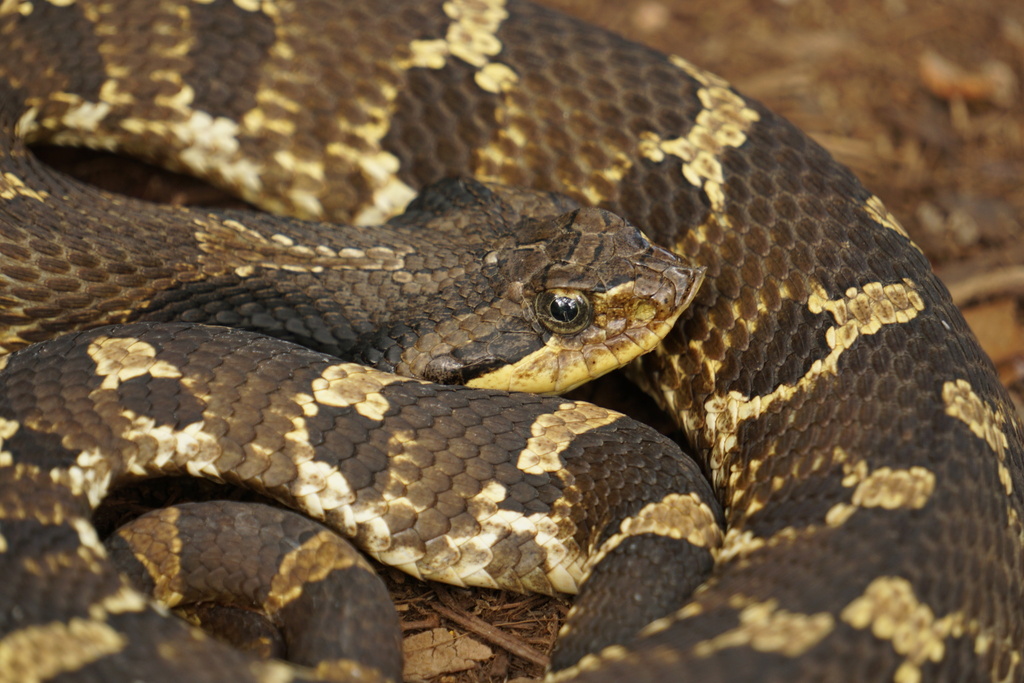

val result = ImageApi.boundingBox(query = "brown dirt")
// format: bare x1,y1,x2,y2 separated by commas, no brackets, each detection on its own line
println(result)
41,1,1024,681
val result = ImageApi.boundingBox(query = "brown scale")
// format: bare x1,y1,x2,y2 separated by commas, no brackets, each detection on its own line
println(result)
0,322,719,681
0,106,700,388
104,500,404,681
0,1,1022,682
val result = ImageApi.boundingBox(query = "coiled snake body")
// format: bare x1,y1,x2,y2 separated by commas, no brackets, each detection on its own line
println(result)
0,1,1022,682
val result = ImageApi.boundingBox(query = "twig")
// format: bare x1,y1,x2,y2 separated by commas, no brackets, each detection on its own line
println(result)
945,266,1024,307
431,596,551,669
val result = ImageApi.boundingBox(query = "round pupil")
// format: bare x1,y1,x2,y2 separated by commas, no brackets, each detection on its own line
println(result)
549,296,579,323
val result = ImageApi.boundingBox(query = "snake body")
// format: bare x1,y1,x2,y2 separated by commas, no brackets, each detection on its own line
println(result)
0,1,1023,682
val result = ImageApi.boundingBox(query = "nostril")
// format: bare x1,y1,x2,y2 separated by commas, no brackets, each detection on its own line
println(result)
667,264,707,310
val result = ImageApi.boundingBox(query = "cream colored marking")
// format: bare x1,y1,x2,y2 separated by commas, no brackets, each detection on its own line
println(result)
37,93,121,150
263,29,407,222
713,526,770,565
0,1,33,18
265,530,358,612
943,379,1013,495
311,364,412,421
96,79,135,108
364,474,583,594
716,451,937,565
342,0,516,222
655,223,779,444
119,507,187,608
689,599,835,658
90,585,150,619
172,112,261,194
0,618,127,683
517,402,620,474
294,391,319,418
13,105,39,139
69,516,104,554
231,0,260,11
638,55,759,214
850,465,936,508
270,149,327,217
253,426,357,522
546,645,634,683
121,107,263,197
252,662,297,683
56,410,216,511
82,397,358,530
465,334,605,394
416,0,654,207
476,62,519,93
472,79,636,206
329,136,416,225
824,503,860,528
583,493,722,579
127,418,214,476
79,6,271,201
405,0,516,94
469,280,687,395
0,418,14,439
87,336,182,391
194,218,412,274
153,638,295,683
456,501,581,594
0,172,48,202
0,417,18,467
336,429,425,560
841,577,967,683
60,100,112,133
703,280,925,487
60,448,116,508
825,462,936,528
1009,505,1024,551
866,195,914,241
12,105,39,140
311,659,386,683
3,543,89,578
0,465,79,525
810,280,926,339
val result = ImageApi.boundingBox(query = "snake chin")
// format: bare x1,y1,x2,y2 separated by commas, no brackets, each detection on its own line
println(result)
418,353,507,387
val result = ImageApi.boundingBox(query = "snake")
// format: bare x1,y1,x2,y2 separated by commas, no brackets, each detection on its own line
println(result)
1,0,1023,682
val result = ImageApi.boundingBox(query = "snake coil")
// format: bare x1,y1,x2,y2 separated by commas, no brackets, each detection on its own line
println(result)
0,1,1022,682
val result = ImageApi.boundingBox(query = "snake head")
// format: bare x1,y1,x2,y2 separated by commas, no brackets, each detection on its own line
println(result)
418,205,704,394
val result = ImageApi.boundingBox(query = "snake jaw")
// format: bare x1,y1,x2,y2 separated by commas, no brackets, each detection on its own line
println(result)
372,193,704,394
458,209,705,394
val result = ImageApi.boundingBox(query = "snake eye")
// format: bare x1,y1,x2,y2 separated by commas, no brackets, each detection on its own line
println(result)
535,290,593,335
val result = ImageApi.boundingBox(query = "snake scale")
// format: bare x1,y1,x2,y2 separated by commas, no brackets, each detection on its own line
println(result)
1,0,1023,681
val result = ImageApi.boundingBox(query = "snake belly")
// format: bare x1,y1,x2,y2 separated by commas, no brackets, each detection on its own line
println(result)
0,1,1023,682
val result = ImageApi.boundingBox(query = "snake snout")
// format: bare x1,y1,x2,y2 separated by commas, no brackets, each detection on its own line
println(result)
631,242,706,322
663,260,706,315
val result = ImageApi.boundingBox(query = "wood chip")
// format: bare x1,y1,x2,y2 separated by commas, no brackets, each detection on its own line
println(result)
403,629,493,681
961,297,1024,366
918,50,1017,106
